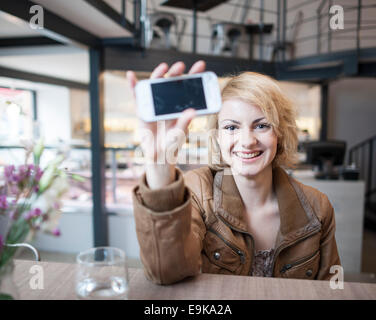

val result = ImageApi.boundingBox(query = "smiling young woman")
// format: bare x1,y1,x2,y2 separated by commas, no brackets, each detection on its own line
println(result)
130,63,341,285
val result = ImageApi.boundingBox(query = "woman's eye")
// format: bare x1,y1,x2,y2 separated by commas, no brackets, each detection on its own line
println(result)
224,125,237,131
255,123,271,130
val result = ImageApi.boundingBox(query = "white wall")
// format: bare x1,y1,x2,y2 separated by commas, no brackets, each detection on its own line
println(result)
279,81,321,140
328,77,376,154
37,85,71,144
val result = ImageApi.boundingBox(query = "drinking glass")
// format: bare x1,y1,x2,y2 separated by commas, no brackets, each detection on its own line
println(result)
75,247,129,300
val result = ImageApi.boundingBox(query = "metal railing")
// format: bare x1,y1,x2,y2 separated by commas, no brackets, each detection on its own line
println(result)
129,0,376,61
348,135,376,214
349,135,376,195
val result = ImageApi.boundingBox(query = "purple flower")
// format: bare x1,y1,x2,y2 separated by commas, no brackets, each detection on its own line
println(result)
0,195,8,210
52,228,61,236
24,210,33,220
9,208,18,220
24,208,42,220
32,208,42,217
10,185,19,195
4,165,15,181
35,167,43,182
16,164,33,184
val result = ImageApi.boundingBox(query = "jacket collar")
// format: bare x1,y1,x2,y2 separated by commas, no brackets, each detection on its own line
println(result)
213,167,321,248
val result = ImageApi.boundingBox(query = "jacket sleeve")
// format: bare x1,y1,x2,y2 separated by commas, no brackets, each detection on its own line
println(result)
316,196,342,280
132,168,206,285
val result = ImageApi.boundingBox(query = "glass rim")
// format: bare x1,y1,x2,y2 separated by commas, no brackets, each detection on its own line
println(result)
76,246,126,267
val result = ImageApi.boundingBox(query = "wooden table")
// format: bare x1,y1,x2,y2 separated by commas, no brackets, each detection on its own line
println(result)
13,259,376,300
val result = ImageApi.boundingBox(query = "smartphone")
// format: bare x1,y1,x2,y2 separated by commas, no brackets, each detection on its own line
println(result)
135,71,222,122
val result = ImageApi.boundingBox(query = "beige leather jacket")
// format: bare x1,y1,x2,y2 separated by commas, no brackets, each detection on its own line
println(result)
132,166,341,285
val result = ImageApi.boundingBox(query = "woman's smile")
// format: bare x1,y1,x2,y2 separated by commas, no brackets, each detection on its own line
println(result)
232,150,264,161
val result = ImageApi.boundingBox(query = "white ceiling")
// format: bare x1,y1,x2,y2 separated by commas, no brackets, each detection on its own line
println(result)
0,11,41,38
0,0,239,84
32,0,131,38
0,0,144,84
0,46,89,83
0,0,132,84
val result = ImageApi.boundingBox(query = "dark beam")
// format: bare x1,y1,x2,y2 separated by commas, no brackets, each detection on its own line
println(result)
358,62,376,77
0,66,88,90
275,65,342,81
320,82,328,141
0,0,100,47
101,37,135,46
0,36,62,47
343,57,358,76
89,48,108,247
104,47,275,77
83,0,135,33
284,47,376,69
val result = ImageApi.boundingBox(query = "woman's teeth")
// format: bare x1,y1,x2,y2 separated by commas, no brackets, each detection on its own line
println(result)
234,151,262,159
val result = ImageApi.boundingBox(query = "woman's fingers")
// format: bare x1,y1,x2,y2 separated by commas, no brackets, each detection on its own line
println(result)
175,108,196,133
166,61,186,77
126,71,138,100
188,60,206,74
126,71,137,87
150,62,169,79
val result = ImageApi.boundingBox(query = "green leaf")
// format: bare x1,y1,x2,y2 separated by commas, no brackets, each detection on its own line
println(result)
70,173,86,182
38,164,56,193
0,293,14,300
33,138,44,166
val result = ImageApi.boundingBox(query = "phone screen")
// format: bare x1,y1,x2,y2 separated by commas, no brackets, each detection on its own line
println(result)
151,78,207,116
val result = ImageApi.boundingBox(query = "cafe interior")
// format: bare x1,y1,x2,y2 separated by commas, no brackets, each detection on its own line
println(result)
0,0,376,299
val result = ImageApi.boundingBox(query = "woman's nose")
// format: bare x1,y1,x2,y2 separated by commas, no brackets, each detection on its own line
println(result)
240,129,258,148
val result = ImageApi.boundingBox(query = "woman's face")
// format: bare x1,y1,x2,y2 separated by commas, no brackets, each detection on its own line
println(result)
217,98,278,177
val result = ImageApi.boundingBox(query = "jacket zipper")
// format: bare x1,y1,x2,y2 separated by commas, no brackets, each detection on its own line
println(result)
271,226,321,275
208,228,246,264
280,249,319,273
215,215,256,273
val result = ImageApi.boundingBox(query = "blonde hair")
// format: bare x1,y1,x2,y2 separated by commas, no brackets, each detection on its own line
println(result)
207,72,298,170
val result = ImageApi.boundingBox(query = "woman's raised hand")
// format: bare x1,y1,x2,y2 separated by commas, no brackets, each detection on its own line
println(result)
127,60,206,189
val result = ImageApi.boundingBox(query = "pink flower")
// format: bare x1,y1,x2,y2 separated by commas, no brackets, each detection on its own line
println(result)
32,208,42,217
11,165,29,183
24,210,33,220
25,208,42,220
4,165,15,181
52,228,61,236
35,167,43,182
0,195,8,210
9,208,18,220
